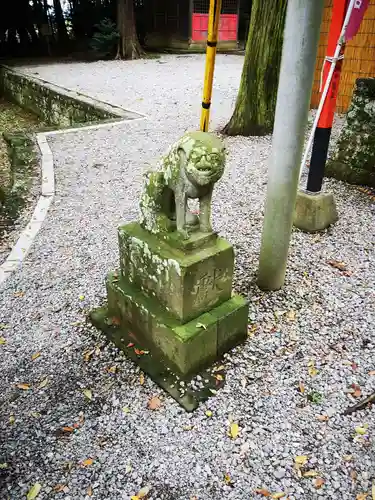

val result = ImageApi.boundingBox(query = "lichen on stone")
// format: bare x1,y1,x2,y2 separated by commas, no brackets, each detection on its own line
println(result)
327,78,375,188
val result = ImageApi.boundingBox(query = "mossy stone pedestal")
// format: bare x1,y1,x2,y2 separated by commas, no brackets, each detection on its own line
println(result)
91,222,248,408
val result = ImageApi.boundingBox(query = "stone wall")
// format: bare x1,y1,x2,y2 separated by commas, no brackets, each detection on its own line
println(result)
0,66,140,127
326,78,375,188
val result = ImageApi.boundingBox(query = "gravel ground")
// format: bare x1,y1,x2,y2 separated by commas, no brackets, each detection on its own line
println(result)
1,55,374,500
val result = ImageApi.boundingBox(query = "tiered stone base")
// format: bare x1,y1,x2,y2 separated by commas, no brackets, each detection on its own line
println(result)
90,223,248,409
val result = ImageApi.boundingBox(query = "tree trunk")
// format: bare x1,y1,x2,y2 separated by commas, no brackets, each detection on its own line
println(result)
223,0,287,136
116,0,143,60
53,0,68,43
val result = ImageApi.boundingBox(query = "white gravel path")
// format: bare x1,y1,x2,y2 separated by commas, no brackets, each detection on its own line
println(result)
1,55,374,500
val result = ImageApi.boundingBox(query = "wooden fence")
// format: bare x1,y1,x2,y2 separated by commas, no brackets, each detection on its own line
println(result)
311,0,375,113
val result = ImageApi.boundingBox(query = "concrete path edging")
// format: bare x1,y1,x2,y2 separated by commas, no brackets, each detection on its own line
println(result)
0,92,146,286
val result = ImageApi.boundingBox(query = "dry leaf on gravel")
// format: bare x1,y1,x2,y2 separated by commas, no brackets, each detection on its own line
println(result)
27,483,42,499
31,352,41,361
16,383,30,390
272,493,286,499
81,458,94,467
62,426,74,433
314,477,325,489
38,378,49,389
205,410,212,417
147,396,162,410
295,456,309,466
53,484,67,492
298,382,305,394
308,360,319,377
316,414,329,421
356,494,368,500
302,470,319,477
131,485,151,499
327,260,347,271
0,337,6,345
87,485,93,496
139,373,145,385
83,389,92,400
351,384,362,398
84,349,94,362
286,310,296,321
254,488,271,497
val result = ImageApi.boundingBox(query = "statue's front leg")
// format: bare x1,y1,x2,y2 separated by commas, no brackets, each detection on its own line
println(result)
175,189,188,238
199,188,213,233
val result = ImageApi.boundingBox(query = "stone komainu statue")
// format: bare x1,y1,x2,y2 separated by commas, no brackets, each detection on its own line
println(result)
140,131,226,238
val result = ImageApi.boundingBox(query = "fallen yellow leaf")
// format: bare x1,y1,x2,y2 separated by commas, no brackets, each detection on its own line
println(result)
355,425,368,435
213,365,225,372
228,422,239,439
137,485,151,498
356,494,368,500
9,415,15,425
224,473,232,484
302,470,319,477
205,410,213,417
215,374,224,381
272,493,286,499
122,407,130,414
84,349,94,362
286,310,296,321
16,383,30,390
31,352,41,361
139,373,145,385
27,483,42,500
79,295,85,300
342,455,353,461
83,389,93,400
372,480,375,500
295,455,309,465
0,337,6,345
308,360,319,377
81,458,94,467
87,485,93,496
38,378,49,389
314,477,325,489
14,291,25,298
298,382,305,394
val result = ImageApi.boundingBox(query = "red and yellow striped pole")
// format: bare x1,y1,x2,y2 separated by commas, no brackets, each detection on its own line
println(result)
200,0,222,132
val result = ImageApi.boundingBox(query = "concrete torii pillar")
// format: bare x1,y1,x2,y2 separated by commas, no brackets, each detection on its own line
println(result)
257,0,325,291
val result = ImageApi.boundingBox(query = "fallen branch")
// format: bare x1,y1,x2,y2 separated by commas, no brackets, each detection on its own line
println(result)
343,391,375,416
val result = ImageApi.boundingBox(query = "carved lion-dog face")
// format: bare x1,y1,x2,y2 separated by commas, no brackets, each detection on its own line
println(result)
179,132,226,187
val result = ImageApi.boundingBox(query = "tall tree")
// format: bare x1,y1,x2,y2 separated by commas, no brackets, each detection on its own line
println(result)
223,0,287,136
53,0,69,43
116,0,143,59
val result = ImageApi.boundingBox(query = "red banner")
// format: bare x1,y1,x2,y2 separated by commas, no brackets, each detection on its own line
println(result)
346,0,370,40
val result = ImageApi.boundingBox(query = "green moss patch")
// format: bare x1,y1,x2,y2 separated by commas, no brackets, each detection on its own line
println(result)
0,99,43,238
